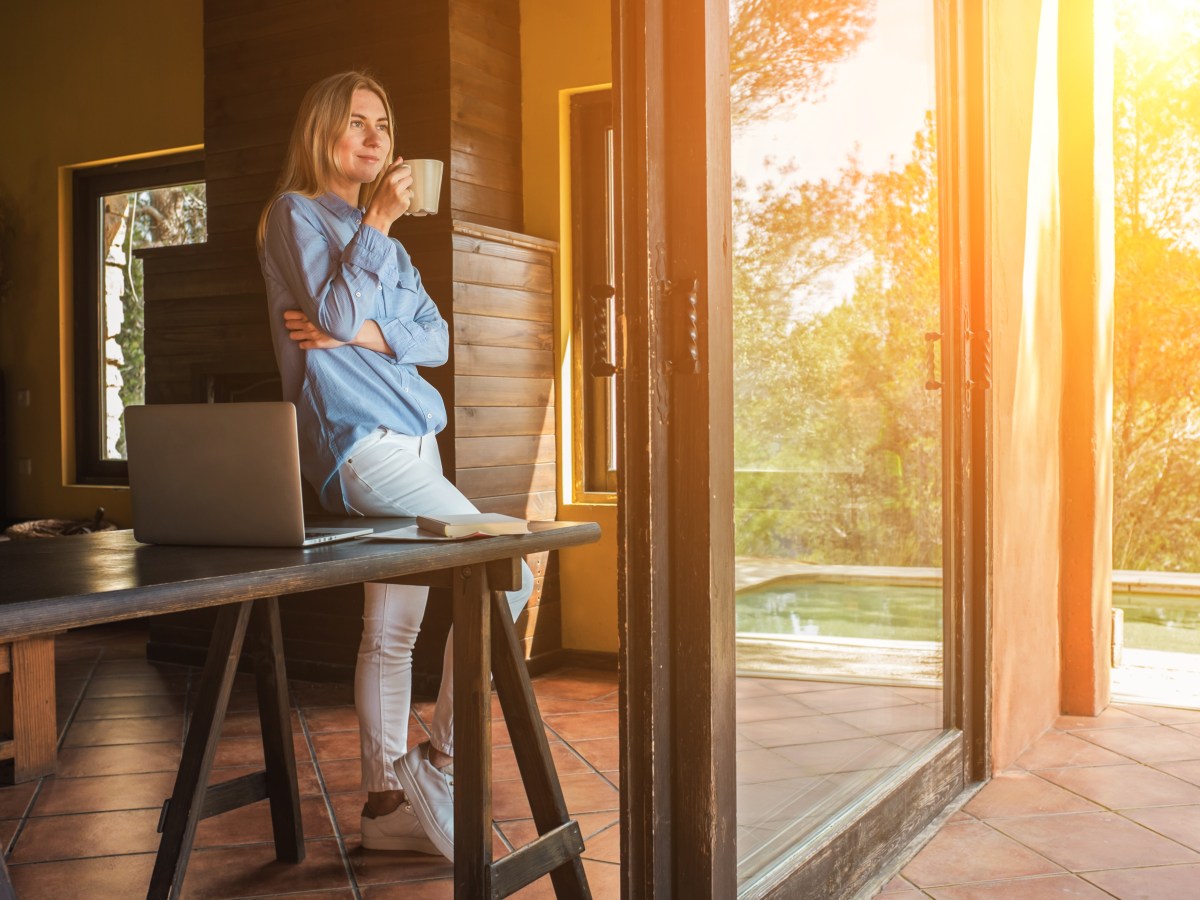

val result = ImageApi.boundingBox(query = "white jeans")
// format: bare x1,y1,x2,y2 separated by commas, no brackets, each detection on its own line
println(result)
340,428,533,792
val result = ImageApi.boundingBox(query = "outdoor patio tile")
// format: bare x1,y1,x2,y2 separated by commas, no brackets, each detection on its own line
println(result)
1015,731,1131,770
1159,760,1200,788
184,837,350,896
800,685,916,714
891,685,942,704
1074,724,1200,764
964,771,1101,819
737,714,869,749
736,678,779,699
773,736,913,776
1083,863,1200,899
7,852,157,898
742,676,848,695
1121,804,1200,852
736,691,822,723
1054,708,1155,732
1115,704,1200,726
1037,763,1200,809
886,729,945,751
736,747,809,785
988,811,1199,871
927,874,1115,898
879,874,920,893
737,774,851,827
835,703,942,737
900,820,1063,887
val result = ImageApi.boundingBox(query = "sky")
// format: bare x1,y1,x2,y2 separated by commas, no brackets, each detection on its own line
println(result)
730,0,939,315
731,0,938,190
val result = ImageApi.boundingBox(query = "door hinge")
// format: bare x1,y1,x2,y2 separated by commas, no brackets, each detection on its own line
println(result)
968,329,992,390
662,277,700,376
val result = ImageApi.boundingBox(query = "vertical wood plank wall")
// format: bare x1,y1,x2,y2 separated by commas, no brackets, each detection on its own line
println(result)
141,0,563,678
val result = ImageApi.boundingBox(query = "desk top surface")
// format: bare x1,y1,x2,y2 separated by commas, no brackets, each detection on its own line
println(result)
0,519,600,642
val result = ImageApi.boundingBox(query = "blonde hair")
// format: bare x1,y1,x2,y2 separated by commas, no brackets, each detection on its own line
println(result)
257,71,395,247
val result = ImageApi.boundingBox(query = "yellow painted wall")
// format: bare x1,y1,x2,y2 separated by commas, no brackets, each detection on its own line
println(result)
987,0,1068,770
0,0,204,526
520,0,618,653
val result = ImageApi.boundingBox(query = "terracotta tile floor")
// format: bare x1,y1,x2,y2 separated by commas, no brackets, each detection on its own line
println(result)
2,623,619,899
883,701,1200,899
5,622,1198,898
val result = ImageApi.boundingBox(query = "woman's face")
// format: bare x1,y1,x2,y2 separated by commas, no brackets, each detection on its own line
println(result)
329,88,391,203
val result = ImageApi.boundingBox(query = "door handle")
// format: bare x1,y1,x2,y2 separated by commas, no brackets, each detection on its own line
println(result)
589,283,617,377
925,331,942,390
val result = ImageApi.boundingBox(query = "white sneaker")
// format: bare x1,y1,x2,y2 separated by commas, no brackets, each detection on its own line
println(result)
360,800,439,854
396,741,455,861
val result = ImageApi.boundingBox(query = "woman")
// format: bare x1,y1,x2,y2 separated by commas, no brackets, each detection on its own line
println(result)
257,71,531,861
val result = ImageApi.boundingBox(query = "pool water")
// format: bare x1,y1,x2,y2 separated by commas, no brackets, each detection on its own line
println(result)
736,581,942,643
735,578,1200,655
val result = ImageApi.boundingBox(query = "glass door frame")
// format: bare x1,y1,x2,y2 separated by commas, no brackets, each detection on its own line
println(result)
613,0,991,896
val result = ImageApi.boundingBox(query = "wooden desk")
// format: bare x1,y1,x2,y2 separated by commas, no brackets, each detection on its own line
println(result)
0,520,600,900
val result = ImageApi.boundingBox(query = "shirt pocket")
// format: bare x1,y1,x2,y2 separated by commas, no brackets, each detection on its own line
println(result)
383,269,421,318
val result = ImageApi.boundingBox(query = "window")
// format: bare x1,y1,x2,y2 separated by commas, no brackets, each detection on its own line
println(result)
73,152,206,484
570,89,618,497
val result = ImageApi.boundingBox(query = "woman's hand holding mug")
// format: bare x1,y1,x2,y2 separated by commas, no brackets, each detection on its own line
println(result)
363,157,415,233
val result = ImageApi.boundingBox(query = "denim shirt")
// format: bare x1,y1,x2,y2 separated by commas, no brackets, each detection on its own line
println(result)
260,191,449,513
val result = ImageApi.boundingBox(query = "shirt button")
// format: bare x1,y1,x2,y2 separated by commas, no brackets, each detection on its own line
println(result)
355,291,361,298
403,387,410,393
426,413,433,419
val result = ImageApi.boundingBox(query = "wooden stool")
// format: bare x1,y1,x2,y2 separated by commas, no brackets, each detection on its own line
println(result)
0,635,57,783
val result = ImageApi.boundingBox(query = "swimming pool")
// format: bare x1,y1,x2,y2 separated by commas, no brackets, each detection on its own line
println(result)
735,576,1200,655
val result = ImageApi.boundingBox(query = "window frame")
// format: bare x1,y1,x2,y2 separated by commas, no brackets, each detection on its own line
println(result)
72,151,205,485
569,88,619,502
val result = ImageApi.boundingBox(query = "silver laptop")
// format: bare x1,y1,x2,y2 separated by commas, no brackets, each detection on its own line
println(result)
124,402,372,547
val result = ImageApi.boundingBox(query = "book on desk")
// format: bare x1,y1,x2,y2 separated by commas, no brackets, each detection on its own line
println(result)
372,513,530,542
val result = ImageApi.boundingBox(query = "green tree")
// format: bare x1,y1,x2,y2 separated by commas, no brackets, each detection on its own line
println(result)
730,0,876,130
1112,0,1200,570
733,116,943,566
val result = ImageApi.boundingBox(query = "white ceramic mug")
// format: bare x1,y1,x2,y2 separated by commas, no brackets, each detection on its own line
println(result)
403,158,444,216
